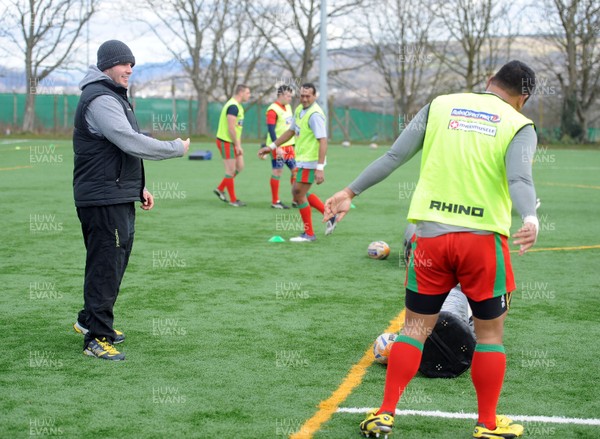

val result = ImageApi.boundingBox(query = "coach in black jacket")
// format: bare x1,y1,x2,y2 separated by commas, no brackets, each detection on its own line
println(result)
72,40,189,361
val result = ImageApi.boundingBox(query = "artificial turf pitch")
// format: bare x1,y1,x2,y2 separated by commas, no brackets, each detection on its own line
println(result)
1,138,599,438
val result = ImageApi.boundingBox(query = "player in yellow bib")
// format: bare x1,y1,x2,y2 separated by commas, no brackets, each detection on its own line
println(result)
263,85,297,209
325,61,539,439
214,84,251,207
258,83,336,241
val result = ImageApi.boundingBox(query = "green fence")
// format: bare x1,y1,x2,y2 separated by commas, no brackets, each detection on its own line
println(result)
582,128,599,142
0,93,395,142
3,93,598,143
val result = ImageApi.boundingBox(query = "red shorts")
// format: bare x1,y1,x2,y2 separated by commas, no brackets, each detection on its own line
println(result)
216,138,236,159
296,168,315,184
270,145,295,160
404,232,515,302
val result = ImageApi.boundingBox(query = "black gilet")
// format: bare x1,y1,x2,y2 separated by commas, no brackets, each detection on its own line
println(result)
73,79,145,207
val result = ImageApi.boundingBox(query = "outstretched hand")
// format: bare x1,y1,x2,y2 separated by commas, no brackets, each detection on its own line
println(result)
176,138,190,155
512,222,537,255
323,188,354,223
257,146,271,160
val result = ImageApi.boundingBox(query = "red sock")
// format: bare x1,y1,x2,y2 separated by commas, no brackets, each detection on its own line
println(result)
270,176,280,204
378,335,423,414
217,174,232,192
223,176,236,202
471,345,506,430
307,193,324,214
298,202,314,236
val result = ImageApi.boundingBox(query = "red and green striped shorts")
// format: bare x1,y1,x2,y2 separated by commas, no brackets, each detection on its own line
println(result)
216,138,236,159
404,232,515,301
296,168,316,184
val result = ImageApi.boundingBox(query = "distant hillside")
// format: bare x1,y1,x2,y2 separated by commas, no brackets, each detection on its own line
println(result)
0,35,569,123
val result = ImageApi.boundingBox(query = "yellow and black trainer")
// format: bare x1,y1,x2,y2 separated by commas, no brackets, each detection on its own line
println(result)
84,337,125,361
73,321,125,344
359,410,394,438
473,415,524,438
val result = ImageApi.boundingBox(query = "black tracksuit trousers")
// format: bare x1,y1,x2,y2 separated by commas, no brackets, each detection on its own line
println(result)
76,203,135,347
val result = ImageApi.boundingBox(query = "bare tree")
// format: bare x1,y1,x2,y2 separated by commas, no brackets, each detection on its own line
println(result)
432,0,508,91
141,0,269,135
216,1,271,98
542,0,600,142
245,0,364,85
361,0,445,137
141,0,223,135
0,0,96,132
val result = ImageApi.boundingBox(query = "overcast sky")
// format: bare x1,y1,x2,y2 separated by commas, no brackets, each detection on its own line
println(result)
0,3,182,71
0,0,552,75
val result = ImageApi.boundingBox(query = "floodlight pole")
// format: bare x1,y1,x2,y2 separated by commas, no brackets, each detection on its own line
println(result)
318,0,328,124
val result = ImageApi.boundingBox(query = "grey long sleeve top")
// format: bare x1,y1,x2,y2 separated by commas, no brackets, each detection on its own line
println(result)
86,96,184,160
348,103,538,237
81,66,184,160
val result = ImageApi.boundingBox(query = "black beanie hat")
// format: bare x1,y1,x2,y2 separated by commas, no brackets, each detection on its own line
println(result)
97,40,136,71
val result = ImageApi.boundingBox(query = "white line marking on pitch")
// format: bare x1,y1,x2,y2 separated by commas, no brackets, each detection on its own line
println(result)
337,408,600,426
0,140,31,145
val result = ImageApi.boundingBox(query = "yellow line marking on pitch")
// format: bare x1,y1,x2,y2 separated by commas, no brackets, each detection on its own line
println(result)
290,309,406,439
291,243,598,437
541,182,600,190
0,165,33,171
510,244,600,254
